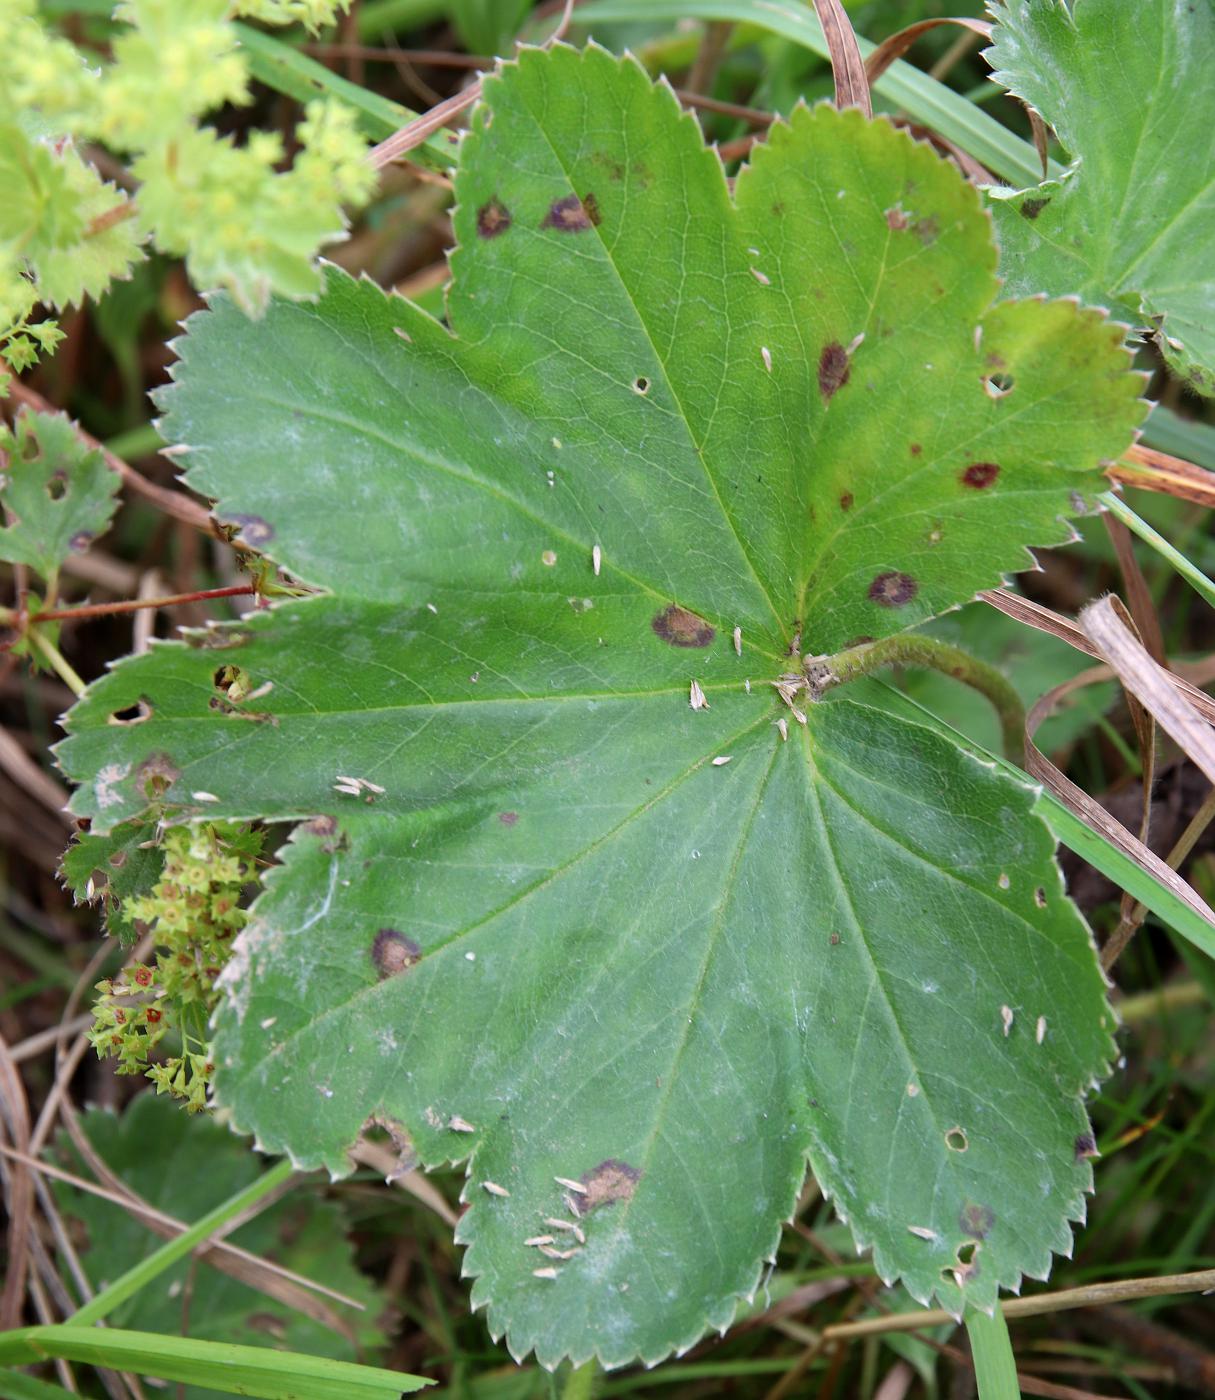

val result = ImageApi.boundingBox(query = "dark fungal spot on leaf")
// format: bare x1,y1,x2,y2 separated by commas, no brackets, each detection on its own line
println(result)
959,1203,995,1239
303,814,337,839
912,214,939,245
839,492,854,511
961,461,1000,489
371,929,421,979
70,530,94,552
884,205,908,231
227,514,275,547
910,443,922,457
108,849,127,868
652,604,715,648
476,196,512,238
1074,1132,1099,1162
136,752,178,798
829,932,841,946
868,571,918,608
542,192,601,232
498,811,519,826
818,342,851,401
575,1159,641,1214
1020,196,1051,220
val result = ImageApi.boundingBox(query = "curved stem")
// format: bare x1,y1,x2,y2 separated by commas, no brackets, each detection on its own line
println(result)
26,627,86,698
807,634,1026,761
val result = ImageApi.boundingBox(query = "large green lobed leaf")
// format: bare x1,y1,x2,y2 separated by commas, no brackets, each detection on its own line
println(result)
985,0,1215,395
60,45,1141,1368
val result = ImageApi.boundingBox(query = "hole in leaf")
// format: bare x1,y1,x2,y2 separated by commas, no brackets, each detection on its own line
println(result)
632,376,650,395
46,471,68,501
945,1126,968,1152
956,1240,978,1265
983,372,1015,398
108,700,152,726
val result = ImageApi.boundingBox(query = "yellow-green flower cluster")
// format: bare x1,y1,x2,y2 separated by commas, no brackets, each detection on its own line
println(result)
88,822,262,1113
1,0,366,378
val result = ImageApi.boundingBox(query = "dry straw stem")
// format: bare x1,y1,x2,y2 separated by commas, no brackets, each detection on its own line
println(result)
812,0,872,116
818,1268,1215,1343
1107,442,1215,509
1081,595,1215,788
368,0,575,169
863,17,992,85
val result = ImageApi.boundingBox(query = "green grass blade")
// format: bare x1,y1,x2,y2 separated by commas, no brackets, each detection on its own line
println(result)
1140,403,1215,470
232,24,452,169
965,1307,1021,1400
1099,491,1215,610
70,1157,295,1326
574,0,1053,185
0,1327,429,1399
0,1369,79,1400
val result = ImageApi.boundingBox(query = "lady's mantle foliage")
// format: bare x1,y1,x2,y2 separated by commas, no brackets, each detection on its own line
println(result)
60,45,1140,1370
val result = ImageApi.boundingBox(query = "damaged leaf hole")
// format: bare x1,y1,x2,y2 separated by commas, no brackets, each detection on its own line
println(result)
945,1126,968,1152
983,372,1015,399
136,752,179,799
632,376,650,395
108,699,152,726
371,928,422,978
46,470,68,501
652,604,715,648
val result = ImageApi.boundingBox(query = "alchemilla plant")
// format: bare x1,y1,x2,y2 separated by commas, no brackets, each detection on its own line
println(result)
53,35,1154,1369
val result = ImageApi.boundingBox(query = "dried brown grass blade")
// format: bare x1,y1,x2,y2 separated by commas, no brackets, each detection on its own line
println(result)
1081,595,1215,786
1025,663,1215,940
0,1035,34,1328
980,590,1215,722
1026,105,1050,178
0,1143,366,1340
1108,443,1215,508
812,0,872,116
863,17,992,85
369,0,576,170
1104,518,1167,665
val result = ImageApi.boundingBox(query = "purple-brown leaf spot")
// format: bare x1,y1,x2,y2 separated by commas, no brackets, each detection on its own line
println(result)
498,811,519,827
1074,1132,1099,1161
959,1203,995,1239
573,1159,641,1215
868,572,918,608
910,442,923,457
372,929,422,978
476,197,512,238
227,514,275,547
652,604,715,648
542,193,601,233
839,491,854,511
962,461,1000,489
818,342,851,401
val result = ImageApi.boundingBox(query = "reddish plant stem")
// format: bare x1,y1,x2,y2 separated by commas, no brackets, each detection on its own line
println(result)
32,585,257,623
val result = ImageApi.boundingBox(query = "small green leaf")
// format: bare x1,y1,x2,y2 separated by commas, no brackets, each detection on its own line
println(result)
60,45,1140,1368
0,407,121,578
61,818,164,942
985,0,1215,396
